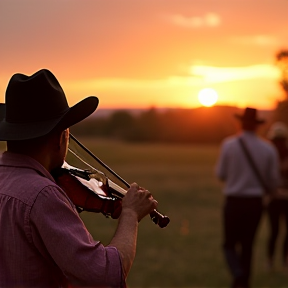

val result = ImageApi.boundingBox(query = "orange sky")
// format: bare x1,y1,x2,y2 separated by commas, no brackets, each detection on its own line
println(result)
0,0,287,110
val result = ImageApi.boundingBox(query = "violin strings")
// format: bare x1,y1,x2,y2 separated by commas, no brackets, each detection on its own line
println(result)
68,147,127,197
69,134,130,189
67,148,100,174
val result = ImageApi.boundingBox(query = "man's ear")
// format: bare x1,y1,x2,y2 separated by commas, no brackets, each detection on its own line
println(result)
49,129,64,151
60,129,69,150
57,129,68,147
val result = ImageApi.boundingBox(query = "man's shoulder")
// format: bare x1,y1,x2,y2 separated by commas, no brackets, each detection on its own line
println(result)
23,171,65,204
1,166,59,206
256,136,277,151
221,135,239,146
246,135,278,158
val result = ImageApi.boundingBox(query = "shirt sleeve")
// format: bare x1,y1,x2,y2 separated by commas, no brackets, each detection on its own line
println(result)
29,185,126,288
215,141,228,181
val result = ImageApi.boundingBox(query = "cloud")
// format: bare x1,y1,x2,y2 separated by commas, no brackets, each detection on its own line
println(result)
64,77,199,92
169,13,221,28
63,64,279,94
190,64,280,83
230,35,279,46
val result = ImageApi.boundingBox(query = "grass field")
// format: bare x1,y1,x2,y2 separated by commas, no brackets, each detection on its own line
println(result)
1,139,287,287
76,138,287,288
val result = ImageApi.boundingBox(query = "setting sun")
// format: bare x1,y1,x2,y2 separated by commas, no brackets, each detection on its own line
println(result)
197,88,218,107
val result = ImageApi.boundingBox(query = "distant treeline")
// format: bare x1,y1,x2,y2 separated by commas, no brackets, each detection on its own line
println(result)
70,106,274,144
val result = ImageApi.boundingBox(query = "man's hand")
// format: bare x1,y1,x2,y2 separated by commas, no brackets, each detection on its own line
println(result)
121,183,158,222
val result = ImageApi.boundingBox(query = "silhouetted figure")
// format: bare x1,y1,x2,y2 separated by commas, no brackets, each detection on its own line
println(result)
266,122,288,270
215,107,279,288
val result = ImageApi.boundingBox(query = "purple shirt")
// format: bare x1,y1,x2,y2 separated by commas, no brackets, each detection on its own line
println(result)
0,151,125,288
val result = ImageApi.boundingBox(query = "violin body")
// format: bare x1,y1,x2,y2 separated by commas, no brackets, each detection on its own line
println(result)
53,168,122,219
53,134,170,228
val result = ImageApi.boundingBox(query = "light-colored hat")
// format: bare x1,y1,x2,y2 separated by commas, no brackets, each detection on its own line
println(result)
267,122,288,140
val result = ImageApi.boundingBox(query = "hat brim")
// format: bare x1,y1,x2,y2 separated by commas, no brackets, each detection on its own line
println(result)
234,114,265,124
0,104,5,121
0,96,99,141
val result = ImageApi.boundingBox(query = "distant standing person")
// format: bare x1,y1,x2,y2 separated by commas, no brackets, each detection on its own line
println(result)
266,122,288,270
215,107,279,288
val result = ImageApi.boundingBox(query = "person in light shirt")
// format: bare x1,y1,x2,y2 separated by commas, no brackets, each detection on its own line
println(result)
0,69,157,288
215,107,279,288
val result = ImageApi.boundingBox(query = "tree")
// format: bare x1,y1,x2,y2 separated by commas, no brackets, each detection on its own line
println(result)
272,49,288,125
276,49,288,99
105,110,136,139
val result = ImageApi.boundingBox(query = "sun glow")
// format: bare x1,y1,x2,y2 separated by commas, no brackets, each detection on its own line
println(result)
197,88,218,107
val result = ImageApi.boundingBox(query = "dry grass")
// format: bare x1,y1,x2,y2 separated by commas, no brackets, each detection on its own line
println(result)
78,138,288,288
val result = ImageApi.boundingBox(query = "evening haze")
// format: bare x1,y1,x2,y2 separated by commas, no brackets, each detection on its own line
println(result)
0,0,287,110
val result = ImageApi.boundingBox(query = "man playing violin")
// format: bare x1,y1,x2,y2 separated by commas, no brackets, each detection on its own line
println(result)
0,69,158,287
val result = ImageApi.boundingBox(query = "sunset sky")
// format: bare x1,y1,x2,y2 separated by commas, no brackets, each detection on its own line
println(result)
0,0,287,111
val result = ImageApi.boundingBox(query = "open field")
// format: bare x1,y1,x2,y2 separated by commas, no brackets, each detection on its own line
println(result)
0,139,287,287
76,138,287,288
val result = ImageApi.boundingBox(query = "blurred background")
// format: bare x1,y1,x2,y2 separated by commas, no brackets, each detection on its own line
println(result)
1,1,288,287
0,0,287,113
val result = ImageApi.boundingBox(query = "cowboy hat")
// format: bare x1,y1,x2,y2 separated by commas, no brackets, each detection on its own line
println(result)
0,69,99,141
234,107,265,124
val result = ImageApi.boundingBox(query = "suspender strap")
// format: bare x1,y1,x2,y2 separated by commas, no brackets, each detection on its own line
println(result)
238,137,270,194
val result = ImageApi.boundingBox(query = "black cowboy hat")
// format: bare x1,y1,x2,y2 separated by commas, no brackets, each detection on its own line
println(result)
0,69,99,140
234,107,265,124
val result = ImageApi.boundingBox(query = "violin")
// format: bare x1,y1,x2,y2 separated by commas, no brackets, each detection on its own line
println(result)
53,134,170,228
